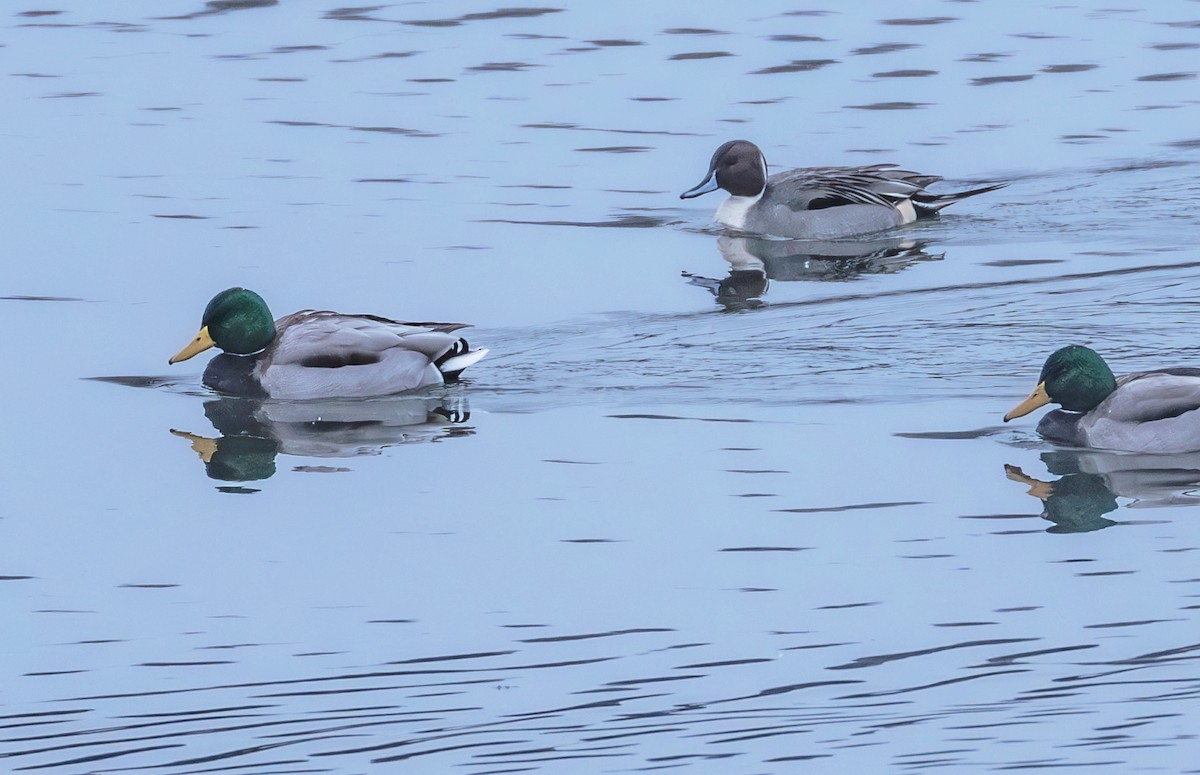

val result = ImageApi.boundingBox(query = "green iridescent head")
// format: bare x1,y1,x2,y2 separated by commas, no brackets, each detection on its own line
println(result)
169,288,276,364
1005,345,1117,421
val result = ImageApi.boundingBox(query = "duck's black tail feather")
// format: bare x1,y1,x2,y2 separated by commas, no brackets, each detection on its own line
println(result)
913,182,1007,216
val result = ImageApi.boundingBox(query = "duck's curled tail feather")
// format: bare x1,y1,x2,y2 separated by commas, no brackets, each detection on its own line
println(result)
437,338,488,381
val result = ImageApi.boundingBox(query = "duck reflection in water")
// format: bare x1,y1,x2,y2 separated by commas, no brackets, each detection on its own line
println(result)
683,235,941,309
1005,449,1200,533
172,395,474,482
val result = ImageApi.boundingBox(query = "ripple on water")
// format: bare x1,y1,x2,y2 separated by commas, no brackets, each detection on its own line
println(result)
880,17,959,26
767,34,827,42
402,7,564,27
846,101,931,110
850,42,921,55
872,69,938,78
1042,63,1100,73
750,59,838,74
12,625,1200,770
667,51,734,61
1136,71,1197,82
1148,42,1200,50
971,74,1036,85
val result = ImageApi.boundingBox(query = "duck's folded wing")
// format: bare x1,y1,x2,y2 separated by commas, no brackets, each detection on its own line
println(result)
269,311,463,368
1104,371,1200,423
768,165,933,211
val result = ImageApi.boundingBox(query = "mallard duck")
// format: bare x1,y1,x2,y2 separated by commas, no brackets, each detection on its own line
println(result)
680,140,1005,239
1004,464,1119,533
1004,345,1200,453
169,288,487,399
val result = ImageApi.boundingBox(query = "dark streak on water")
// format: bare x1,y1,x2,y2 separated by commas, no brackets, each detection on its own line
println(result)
478,214,667,227
880,17,958,26
895,428,1003,440
1137,72,1197,82
872,69,938,78
267,119,439,138
846,102,930,111
607,413,754,423
402,7,564,28
751,59,838,74
775,501,925,514
852,43,921,56
0,295,85,302
573,145,651,153
668,51,733,61
1043,64,1099,73
84,375,175,390
662,27,728,35
972,75,1036,86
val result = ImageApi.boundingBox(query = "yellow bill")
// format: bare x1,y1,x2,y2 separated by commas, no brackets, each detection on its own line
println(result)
170,429,218,463
1004,381,1050,422
1004,463,1054,501
169,325,215,364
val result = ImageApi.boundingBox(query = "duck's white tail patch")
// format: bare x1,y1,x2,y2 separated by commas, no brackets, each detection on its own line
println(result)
440,347,488,375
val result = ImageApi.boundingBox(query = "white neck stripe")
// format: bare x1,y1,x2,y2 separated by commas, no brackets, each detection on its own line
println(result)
714,192,764,230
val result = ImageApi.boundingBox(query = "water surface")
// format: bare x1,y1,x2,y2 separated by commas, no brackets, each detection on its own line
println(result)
4,1,1200,772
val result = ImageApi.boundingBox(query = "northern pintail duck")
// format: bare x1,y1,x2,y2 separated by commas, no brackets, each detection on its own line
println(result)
1004,345,1200,453
680,140,1005,239
169,288,487,399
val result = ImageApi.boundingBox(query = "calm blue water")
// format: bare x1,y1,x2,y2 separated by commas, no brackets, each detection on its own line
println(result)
4,1,1200,772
